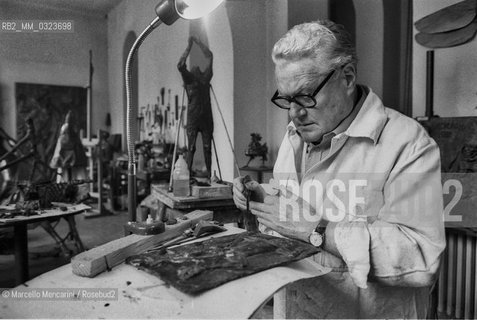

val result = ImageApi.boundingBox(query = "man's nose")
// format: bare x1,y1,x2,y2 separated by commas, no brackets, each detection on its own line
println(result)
289,102,307,119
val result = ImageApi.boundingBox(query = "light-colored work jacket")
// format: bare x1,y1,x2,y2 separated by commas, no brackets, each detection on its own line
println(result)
268,86,446,318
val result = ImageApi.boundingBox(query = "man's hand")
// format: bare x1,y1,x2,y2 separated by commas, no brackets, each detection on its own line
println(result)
232,176,247,211
249,187,320,242
232,175,266,210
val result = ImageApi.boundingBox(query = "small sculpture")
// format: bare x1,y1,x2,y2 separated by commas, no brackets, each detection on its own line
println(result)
245,133,268,167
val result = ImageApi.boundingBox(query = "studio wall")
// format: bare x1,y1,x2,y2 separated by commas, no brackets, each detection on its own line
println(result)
413,0,477,118
0,0,109,139
107,0,235,181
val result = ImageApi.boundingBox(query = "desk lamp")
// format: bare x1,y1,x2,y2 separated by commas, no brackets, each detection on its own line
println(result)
125,0,225,222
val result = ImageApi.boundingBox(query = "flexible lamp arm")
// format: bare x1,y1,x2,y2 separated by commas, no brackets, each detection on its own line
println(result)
125,17,162,222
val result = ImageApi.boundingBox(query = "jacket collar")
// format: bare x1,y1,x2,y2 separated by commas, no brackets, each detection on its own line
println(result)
345,85,388,144
286,85,388,145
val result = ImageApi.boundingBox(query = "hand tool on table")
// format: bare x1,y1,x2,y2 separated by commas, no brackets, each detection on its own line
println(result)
145,220,226,253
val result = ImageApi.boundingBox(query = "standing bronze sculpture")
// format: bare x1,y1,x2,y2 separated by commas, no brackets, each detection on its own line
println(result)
177,36,213,179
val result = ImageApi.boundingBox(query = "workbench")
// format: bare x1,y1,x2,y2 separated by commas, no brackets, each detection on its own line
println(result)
0,227,330,318
0,203,90,285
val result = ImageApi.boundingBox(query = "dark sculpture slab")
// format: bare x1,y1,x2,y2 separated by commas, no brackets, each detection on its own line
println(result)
126,232,319,295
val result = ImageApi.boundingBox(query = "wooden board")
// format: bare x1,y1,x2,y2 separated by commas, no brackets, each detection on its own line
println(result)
71,210,213,277
416,21,477,48
126,232,319,295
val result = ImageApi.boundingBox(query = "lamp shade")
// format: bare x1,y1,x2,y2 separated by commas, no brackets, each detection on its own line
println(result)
156,0,224,25
176,0,225,20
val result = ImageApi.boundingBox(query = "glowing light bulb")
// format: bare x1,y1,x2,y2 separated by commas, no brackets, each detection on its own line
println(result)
176,0,225,20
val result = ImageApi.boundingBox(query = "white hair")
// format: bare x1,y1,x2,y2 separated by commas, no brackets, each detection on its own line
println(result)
272,20,357,73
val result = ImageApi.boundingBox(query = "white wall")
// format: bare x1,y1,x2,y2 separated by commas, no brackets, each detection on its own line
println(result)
413,0,477,117
0,0,109,138
354,0,383,97
266,1,289,165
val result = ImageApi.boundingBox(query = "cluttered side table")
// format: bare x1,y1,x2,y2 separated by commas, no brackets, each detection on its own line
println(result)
0,204,90,285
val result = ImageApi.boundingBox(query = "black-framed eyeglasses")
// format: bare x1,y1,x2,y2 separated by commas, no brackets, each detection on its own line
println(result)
271,69,336,110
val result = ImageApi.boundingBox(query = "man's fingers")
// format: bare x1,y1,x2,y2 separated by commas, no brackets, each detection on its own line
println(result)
233,176,245,193
233,185,246,202
233,195,246,210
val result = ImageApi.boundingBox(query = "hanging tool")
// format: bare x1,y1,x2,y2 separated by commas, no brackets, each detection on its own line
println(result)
160,87,165,105
167,89,172,125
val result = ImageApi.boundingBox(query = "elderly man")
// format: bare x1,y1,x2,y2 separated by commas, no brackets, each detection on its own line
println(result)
233,20,445,318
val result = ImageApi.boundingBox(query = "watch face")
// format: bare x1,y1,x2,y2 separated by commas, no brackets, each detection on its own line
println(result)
309,232,323,247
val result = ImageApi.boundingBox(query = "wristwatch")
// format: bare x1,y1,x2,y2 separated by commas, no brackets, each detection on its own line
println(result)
308,225,326,247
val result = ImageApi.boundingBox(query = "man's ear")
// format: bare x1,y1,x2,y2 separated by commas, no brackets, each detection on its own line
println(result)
342,63,357,93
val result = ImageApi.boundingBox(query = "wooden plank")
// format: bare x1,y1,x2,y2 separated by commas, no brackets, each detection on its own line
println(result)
71,210,213,277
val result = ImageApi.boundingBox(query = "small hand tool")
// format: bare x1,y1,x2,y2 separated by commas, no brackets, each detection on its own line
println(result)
242,175,259,232
145,220,226,253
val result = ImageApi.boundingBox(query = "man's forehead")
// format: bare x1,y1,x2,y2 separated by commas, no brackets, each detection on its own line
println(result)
275,58,327,77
